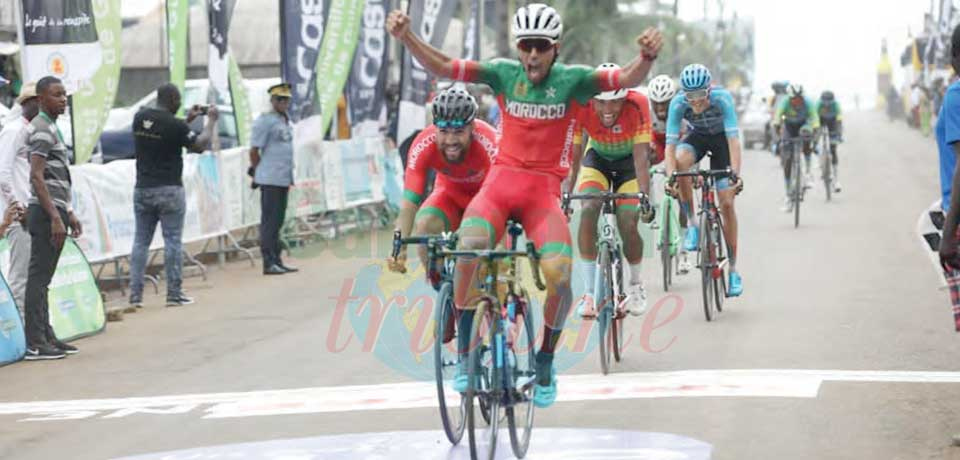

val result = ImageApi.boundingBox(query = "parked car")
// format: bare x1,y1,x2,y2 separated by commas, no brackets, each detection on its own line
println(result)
740,95,771,150
97,78,277,163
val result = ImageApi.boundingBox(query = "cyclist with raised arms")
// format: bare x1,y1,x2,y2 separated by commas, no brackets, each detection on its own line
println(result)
664,64,744,297
647,74,692,273
567,63,655,319
774,83,820,212
388,87,498,275
387,3,663,408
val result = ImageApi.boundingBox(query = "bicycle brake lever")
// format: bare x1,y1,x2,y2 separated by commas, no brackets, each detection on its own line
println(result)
391,230,402,259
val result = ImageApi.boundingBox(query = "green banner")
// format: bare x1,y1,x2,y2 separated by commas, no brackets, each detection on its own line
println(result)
166,0,189,116
70,0,122,164
48,239,106,341
0,238,104,342
315,0,364,137
229,57,252,146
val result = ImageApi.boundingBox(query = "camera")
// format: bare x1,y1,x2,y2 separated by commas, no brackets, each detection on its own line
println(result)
192,105,209,115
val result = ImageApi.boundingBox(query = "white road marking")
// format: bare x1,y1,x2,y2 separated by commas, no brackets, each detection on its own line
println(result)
3,369,960,422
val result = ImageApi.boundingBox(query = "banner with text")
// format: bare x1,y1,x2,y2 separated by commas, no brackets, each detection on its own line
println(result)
280,0,330,121
314,0,364,138
70,0,121,164
18,0,103,91
397,0,458,143
347,0,390,138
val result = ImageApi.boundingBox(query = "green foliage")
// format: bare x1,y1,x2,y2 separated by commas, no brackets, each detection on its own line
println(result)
533,0,752,86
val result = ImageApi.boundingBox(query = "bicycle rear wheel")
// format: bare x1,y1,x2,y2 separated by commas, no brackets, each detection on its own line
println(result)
595,249,613,375
700,211,717,322
660,197,673,292
793,145,802,228
435,282,465,445
467,302,501,460
507,295,537,459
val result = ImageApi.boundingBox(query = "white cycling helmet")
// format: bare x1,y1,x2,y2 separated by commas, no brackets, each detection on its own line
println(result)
594,63,627,101
512,3,563,43
787,83,804,98
648,74,678,103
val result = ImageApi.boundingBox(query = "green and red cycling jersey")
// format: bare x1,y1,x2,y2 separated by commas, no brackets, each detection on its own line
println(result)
402,119,498,207
450,58,621,180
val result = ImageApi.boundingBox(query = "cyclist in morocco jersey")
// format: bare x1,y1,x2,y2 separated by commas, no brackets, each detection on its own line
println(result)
567,63,655,319
388,3,663,408
664,64,745,297
387,87,498,275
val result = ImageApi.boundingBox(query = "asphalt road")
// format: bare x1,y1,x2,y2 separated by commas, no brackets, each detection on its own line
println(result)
1,110,959,460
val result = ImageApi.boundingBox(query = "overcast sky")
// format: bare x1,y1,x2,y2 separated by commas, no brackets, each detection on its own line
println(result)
677,0,930,104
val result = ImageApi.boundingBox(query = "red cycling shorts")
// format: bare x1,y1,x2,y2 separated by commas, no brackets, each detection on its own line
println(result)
459,166,572,258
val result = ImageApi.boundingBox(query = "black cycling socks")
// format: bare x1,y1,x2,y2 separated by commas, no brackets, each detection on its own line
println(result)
535,350,554,385
457,309,475,356
540,326,563,354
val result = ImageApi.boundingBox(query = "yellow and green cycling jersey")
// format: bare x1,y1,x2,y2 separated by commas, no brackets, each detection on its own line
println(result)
815,100,843,122
775,96,820,130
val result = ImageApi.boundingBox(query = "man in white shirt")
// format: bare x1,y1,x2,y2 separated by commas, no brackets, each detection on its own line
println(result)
0,82,39,316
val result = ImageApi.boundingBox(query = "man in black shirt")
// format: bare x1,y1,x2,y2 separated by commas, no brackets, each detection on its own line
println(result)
128,83,217,308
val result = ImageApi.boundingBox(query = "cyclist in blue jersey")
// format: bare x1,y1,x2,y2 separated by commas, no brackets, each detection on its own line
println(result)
664,64,744,297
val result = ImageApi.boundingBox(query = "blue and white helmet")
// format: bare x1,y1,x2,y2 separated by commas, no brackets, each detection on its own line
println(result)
679,64,712,91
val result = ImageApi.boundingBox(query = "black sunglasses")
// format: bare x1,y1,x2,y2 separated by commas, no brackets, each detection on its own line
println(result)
517,39,554,53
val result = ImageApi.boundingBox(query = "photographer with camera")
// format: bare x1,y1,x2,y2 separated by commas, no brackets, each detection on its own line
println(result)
128,83,218,309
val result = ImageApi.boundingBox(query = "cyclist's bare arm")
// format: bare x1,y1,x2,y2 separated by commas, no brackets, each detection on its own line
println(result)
618,28,664,88
941,142,960,253
566,131,586,196
727,136,743,175
387,10,457,78
632,143,651,194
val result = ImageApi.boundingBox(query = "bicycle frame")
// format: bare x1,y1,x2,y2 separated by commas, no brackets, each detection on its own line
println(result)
672,169,732,321
562,190,648,374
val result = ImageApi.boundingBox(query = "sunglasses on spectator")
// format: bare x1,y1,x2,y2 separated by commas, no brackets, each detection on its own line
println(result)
684,89,710,101
517,39,554,53
435,119,467,129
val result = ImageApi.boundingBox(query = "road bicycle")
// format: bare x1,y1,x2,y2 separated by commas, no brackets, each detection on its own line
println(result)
562,190,650,374
671,168,735,321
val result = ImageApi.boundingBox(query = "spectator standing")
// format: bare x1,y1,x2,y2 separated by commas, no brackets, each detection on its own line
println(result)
0,82,39,317
250,83,298,276
128,83,218,308
22,76,80,360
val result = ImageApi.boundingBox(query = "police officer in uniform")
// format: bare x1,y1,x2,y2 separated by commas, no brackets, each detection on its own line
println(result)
250,83,297,275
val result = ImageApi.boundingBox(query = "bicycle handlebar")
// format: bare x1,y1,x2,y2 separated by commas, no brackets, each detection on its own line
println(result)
671,168,735,179
391,230,458,259
442,241,546,291
561,191,651,215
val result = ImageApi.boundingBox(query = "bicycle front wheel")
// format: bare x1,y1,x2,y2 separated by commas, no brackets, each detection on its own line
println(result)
711,219,726,313
660,197,673,292
821,133,833,201
435,282,465,445
793,145,803,228
595,248,613,375
611,253,625,363
507,295,537,458
700,211,717,322
467,302,501,460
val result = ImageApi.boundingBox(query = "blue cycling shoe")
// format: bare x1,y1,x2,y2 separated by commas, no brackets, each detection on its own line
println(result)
452,360,470,393
728,272,743,297
684,226,700,252
533,366,558,408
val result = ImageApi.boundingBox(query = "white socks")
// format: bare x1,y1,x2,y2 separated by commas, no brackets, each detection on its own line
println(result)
630,263,642,285
580,259,597,295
